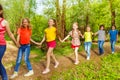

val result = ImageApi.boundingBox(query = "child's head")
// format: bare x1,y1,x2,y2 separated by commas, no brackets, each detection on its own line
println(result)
72,22,78,30
48,18,56,27
0,4,3,18
21,18,31,29
99,25,104,30
111,25,116,30
86,26,91,32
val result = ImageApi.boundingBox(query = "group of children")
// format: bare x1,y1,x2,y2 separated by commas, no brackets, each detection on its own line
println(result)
0,4,119,80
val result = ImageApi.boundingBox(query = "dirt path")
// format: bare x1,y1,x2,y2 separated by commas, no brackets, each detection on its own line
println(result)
1,42,120,80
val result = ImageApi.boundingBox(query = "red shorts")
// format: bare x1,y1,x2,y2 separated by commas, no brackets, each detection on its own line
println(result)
71,44,80,49
47,40,56,48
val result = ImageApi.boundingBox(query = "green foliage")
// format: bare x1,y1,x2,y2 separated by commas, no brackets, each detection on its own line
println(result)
51,53,120,80
1,0,120,40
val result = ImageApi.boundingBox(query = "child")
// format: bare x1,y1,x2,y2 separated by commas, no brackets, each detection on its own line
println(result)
94,25,106,55
108,25,118,54
0,4,18,80
61,22,83,65
83,26,93,60
10,18,37,79
39,19,59,74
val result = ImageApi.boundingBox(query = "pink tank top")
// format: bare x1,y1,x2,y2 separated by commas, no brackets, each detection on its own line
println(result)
0,18,6,45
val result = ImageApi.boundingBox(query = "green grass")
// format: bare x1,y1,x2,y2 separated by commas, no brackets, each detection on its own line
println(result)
30,46,46,62
51,53,120,80
30,42,97,62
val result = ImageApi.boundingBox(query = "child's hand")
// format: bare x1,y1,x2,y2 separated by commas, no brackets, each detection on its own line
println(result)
61,40,64,43
59,39,63,43
82,36,84,38
38,42,42,46
16,42,20,48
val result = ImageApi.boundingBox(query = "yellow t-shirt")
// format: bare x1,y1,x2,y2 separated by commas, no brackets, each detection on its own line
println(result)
44,26,56,42
84,32,93,42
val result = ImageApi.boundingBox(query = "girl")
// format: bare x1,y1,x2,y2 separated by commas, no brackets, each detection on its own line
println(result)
61,22,83,65
39,19,59,74
94,25,106,55
108,25,118,54
10,18,37,79
0,4,18,80
83,26,93,60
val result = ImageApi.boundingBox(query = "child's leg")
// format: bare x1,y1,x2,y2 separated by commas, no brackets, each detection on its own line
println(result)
24,44,32,71
46,47,54,69
51,51,59,68
10,46,23,79
42,47,54,74
87,42,92,59
84,42,87,52
0,45,8,80
100,41,104,54
110,40,116,53
14,47,23,72
51,51,58,64
74,47,79,62
98,40,101,54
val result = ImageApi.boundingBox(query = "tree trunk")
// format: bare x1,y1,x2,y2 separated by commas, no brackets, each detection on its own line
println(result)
61,0,66,39
56,0,61,38
109,0,115,26
85,14,89,27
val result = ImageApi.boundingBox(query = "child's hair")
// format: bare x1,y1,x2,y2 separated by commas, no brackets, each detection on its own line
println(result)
86,25,91,31
21,18,31,29
50,18,57,27
0,4,3,18
99,25,105,30
111,25,116,29
73,22,79,26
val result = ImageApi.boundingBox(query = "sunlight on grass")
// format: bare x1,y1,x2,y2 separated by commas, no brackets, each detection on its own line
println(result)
51,53,120,80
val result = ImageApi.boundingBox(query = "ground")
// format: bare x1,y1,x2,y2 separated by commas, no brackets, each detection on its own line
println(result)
0,41,120,80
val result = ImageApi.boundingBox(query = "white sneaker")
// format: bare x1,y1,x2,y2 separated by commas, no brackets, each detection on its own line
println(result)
10,72,18,79
42,69,50,74
54,62,59,68
74,61,79,65
87,57,90,60
24,70,34,77
112,52,114,54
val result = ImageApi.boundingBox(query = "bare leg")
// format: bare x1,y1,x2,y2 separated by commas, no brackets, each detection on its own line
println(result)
74,47,79,65
51,51,59,68
42,47,54,74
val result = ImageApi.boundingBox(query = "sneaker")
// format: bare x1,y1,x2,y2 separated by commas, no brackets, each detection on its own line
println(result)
24,70,34,77
10,72,18,79
42,69,50,74
112,52,114,54
74,61,79,65
87,57,90,60
54,62,59,68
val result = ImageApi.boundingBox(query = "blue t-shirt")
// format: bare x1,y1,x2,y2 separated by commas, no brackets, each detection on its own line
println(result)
109,30,118,41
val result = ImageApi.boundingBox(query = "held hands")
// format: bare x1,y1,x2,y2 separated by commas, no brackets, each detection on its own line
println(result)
60,39,64,43
16,42,20,48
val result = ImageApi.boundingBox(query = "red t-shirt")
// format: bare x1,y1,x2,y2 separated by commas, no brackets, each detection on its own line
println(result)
17,28,32,45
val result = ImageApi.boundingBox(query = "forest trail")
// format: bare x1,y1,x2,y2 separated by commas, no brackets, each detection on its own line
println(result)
1,41,120,80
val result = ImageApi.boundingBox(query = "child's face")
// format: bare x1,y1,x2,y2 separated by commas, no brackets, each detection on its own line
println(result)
73,24,78,30
100,26,104,30
23,19,29,27
112,26,115,30
48,19,55,26
86,27,91,32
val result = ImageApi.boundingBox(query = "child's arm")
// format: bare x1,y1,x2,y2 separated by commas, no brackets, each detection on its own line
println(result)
62,35,70,42
39,35,46,45
94,32,98,36
56,30,62,42
16,35,20,47
30,39,39,45
79,31,83,38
